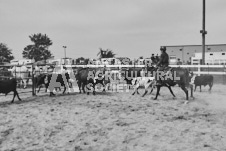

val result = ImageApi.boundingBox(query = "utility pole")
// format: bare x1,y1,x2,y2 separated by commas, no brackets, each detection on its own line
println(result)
200,0,207,65
63,46,67,64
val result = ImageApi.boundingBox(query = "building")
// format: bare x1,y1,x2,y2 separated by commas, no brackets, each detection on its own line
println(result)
163,44,226,65
191,52,226,65
47,58,74,65
10,59,34,65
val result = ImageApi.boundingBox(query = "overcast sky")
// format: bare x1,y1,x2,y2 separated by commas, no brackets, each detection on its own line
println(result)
0,0,226,60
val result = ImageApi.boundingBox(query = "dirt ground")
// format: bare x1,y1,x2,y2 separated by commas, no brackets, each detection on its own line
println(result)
0,84,226,151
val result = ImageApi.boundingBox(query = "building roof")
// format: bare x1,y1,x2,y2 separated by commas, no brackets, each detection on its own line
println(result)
163,44,226,47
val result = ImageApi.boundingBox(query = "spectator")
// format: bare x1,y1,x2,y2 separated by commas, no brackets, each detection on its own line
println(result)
155,54,160,63
151,54,156,64
177,58,182,65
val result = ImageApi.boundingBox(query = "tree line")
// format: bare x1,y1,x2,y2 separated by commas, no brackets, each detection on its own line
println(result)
0,33,53,64
0,33,117,65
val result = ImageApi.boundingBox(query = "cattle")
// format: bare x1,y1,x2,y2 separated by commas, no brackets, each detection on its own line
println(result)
190,74,213,92
75,67,111,95
120,66,156,86
131,77,156,97
120,68,142,88
0,78,21,103
34,74,63,93
44,72,70,96
76,68,96,95
34,74,48,93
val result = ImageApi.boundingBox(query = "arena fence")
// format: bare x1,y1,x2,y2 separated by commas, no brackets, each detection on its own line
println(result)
1,64,225,99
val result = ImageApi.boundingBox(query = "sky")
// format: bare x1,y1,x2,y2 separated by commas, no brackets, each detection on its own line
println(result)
0,0,226,60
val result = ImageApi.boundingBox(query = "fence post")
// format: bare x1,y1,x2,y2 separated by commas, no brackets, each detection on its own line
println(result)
198,65,201,76
32,64,36,96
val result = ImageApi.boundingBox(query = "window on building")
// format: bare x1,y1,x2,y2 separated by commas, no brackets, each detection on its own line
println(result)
222,53,225,55
210,53,213,55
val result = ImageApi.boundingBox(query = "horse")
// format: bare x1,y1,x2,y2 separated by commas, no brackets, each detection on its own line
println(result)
153,67,193,101
9,65,30,89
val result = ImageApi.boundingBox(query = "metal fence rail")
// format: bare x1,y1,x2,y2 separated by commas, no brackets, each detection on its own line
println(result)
1,64,226,99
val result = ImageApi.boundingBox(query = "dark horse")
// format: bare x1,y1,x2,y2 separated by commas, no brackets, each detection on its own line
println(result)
153,67,193,101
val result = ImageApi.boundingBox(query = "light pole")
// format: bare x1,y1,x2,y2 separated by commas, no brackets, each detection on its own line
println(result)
63,46,67,64
200,0,207,65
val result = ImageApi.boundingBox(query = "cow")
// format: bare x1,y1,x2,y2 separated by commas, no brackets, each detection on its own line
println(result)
44,72,71,96
120,66,156,87
120,68,142,89
34,74,49,93
0,78,21,103
75,67,111,95
190,73,213,92
131,77,156,97
75,68,96,95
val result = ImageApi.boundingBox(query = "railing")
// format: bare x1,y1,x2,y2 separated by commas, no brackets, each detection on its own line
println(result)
1,64,226,98
60,64,226,76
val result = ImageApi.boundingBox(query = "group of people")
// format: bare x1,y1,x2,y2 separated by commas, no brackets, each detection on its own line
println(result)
151,54,160,65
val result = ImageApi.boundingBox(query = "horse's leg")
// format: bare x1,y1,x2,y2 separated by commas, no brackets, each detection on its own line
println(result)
194,85,197,92
167,86,176,98
189,84,194,98
200,85,202,92
181,86,189,100
154,85,161,100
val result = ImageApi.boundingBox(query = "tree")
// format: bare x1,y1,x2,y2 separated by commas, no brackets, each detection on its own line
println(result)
97,48,116,58
0,43,14,63
22,33,53,62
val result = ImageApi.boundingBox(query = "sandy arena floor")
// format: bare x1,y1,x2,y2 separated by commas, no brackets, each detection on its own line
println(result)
0,84,226,151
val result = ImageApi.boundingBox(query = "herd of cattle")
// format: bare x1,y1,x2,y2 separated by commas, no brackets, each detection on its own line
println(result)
0,65,214,103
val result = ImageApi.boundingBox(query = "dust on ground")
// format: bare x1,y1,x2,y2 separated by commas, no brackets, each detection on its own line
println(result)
0,84,226,151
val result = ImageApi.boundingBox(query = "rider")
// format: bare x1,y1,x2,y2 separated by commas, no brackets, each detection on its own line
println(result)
156,46,170,85
156,46,169,70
